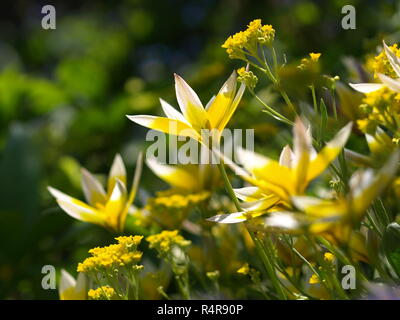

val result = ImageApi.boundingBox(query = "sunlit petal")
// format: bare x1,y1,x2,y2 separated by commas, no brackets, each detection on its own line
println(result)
80,168,107,206
234,186,263,201
383,41,400,78
377,73,400,92
174,73,209,131
48,187,105,225
351,151,400,215
348,83,384,93
279,145,294,168
107,154,127,197
146,157,199,191
307,122,352,181
159,98,188,123
127,115,200,140
207,71,237,130
104,179,127,231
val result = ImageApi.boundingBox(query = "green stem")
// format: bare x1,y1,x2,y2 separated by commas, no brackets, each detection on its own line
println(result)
249,89,294,126
247,230,287,300
216,160,286,299
217,161,242,211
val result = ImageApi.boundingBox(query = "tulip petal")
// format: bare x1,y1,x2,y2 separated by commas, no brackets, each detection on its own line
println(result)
174,74,209,131
263,211,306,232
59,269,76,300
351,151,400,215
48,186,105,225
127,115,200,140
205,95,216,110
383,41,400,78
218,81,246,132
279,145,294,168
241,195,280,211
366,127,394,155
80,168,107,207
146,157,199,191
207,211,252,224
59,270,87,300
160,98,188,123
307,122,352,181
293,119,312,192
207,72,237,130
377,73,400,93
348,83,384,93
104,179,127,231
234,186,263,201
108,154,127,197
237,148,295,198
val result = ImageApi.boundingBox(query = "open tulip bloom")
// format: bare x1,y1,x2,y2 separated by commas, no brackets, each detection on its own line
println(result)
349,41,400,94
127,72,245,145
208,118,353,223
48,153,143,232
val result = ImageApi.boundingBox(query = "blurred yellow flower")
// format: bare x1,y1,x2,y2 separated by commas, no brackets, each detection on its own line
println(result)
208,118,352,223
292,151,400,235
48,153,143,232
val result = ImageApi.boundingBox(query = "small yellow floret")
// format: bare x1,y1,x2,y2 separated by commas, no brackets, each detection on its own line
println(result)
324,252,334,262
237,263,250,275
309,52,321,62
309,273,320,284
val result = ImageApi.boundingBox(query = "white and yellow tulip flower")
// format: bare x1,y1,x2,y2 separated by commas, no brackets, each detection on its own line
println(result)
48,153,143,232
127,72,245,144
208,118,352,223
59,269,87,300
350,41,400,94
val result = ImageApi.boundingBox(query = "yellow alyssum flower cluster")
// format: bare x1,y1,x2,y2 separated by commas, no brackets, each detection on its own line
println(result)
237,67,258,89
146,230,191,255
77,236,143,273
367,44,400,78
357,86,400,133
222,19,275,59
88,285,117,300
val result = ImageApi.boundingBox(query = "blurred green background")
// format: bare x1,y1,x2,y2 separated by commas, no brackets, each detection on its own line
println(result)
0,0,399,299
